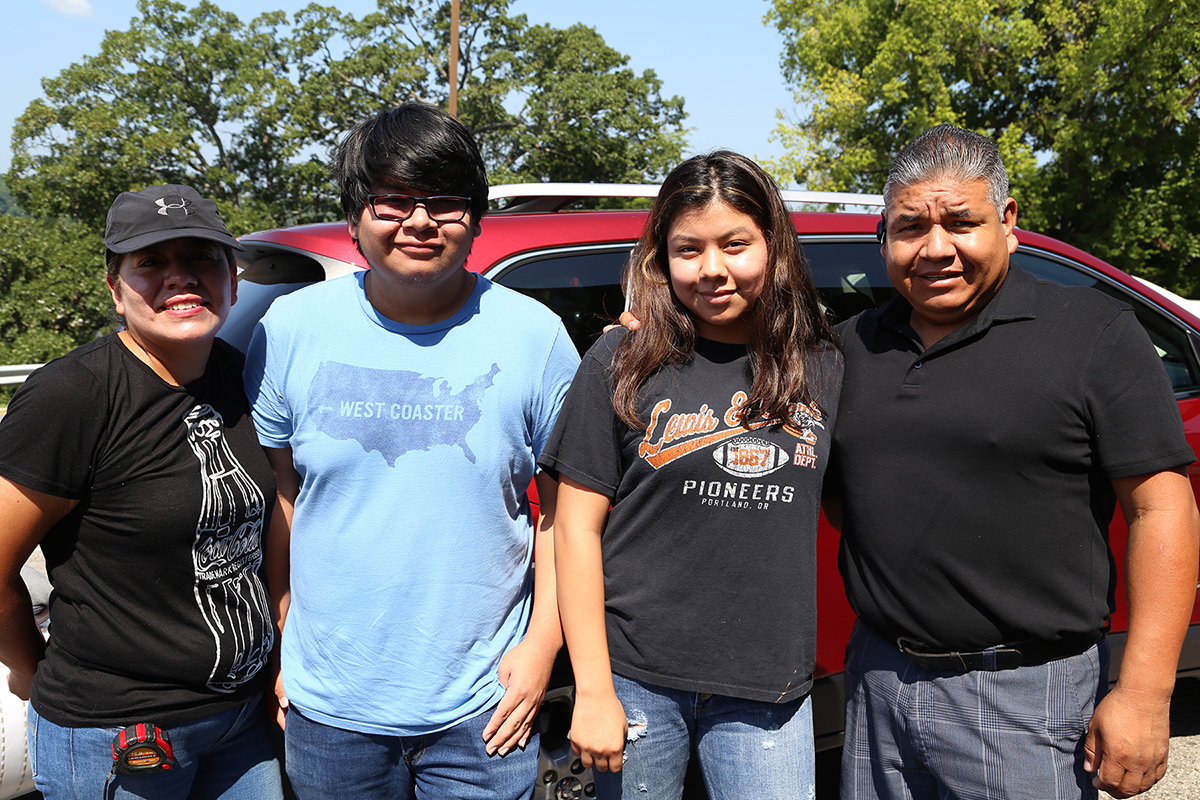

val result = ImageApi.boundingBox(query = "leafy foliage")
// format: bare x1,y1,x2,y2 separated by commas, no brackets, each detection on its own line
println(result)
280,0,686,185
9,0,686,233
10,0,301,232
0,216,114,365
768,0,1200,293
2,0,687,367
0,178,22,217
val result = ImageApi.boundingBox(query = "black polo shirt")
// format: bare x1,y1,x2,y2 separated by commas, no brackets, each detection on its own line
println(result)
831,264,1194,650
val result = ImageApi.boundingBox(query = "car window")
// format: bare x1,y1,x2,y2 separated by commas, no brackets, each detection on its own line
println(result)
491,249,629,355
803,239,898,322
226,250,358,352
1012,251,1200,395
224,233,1200,398
798,237,1200,396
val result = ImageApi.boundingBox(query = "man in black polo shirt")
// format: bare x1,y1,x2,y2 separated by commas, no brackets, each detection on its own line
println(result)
830,124,1200,800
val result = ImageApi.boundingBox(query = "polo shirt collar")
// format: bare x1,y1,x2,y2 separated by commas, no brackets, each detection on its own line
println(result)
878,262,1039,351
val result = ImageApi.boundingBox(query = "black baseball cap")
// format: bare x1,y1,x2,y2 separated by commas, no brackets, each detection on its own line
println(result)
104,184,244,254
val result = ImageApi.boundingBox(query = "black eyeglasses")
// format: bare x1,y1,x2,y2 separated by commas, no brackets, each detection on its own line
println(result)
365,194,472,223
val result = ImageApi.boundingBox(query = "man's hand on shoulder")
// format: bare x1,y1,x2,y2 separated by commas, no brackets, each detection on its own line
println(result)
1084,683,1172,798
601,309,641,334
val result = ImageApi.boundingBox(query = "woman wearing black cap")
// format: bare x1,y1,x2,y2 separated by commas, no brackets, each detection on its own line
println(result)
0,185,283,799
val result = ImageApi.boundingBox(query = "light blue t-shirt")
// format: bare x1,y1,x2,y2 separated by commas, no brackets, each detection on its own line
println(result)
244,271,579,735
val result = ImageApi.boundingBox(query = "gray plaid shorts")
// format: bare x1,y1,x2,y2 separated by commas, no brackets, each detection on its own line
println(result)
840,620,1108,800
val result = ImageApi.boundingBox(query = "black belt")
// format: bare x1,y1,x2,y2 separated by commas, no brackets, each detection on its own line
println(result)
896,630,1101,673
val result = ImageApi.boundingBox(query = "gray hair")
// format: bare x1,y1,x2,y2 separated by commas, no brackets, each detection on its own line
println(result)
883,124,1010,221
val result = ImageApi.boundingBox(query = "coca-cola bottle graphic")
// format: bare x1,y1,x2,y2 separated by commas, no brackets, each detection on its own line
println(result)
184,403,273,692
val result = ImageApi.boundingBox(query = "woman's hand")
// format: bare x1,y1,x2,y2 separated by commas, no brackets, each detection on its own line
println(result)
570,688,628,773
0,478,73,702
268,657,288,730
6,668,32,702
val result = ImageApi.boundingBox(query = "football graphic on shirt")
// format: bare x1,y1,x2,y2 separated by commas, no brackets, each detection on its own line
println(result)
712,436,790,477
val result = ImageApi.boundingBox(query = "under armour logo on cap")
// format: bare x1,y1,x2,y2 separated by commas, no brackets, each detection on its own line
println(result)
155,196,194,217
103,184,243,254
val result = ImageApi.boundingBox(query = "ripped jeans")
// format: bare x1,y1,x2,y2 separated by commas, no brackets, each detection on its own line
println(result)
594,674,814,800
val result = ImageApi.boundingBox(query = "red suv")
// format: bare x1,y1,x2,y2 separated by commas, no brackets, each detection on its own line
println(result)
227,185,1200,800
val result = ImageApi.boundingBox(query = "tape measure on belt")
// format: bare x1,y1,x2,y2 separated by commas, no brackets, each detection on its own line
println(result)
111,722,176,774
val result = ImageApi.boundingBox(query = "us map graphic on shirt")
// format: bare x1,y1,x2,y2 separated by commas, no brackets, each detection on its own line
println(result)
307,360,500,466
637,390,826,511
183,404,273,693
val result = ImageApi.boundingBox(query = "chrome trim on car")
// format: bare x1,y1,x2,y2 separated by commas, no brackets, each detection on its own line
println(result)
489,183,884,214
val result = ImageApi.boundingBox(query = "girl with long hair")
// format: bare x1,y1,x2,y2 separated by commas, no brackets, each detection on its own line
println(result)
539,151,841,798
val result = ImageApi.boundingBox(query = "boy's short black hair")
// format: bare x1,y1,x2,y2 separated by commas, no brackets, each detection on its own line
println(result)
334,102,489,223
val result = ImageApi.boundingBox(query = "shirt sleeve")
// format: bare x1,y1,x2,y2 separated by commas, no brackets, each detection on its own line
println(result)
0,357,107,498
242,313,294,448
528,322,582,462
1085,306,1195,478
814,346,845,499
537,331,626,498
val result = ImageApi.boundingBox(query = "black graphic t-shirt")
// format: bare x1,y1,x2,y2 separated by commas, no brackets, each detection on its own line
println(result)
540,330,842,703
0,335,274,727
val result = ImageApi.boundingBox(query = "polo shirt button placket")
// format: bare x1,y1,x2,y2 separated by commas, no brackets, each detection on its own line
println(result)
900,356,926,391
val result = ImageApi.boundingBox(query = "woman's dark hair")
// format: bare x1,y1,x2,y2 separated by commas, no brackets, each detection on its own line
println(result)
334,102,489,223
612,151,835,429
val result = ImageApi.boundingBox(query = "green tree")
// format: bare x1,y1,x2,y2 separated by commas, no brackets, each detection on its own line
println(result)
0,216,113,367
9,0,686,234
488,22,686,185
0,178,22,217
283,0,686,186
9,0,306,233
768,0,1200,293
2,0,687,368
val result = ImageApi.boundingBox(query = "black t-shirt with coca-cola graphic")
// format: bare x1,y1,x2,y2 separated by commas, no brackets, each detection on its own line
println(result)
539,329,841,703
0,334,274,727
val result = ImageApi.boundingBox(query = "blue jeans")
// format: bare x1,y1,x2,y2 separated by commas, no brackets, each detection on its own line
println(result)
27,696,283,800
284,705,538,800
841,621,1107,800
595,674,815,800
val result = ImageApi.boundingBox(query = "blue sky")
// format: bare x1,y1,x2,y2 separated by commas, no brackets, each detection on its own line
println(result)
3,0,798,180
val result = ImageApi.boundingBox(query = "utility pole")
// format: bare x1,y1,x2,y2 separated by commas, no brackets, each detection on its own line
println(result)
448,0,459,118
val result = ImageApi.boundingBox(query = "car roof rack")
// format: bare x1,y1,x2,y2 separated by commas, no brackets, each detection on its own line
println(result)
489,183,884,213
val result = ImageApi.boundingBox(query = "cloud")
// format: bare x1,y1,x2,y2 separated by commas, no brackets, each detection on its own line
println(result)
42,0,94,16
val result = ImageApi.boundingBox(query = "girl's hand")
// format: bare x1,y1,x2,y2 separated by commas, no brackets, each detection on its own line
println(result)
569,689,628,773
